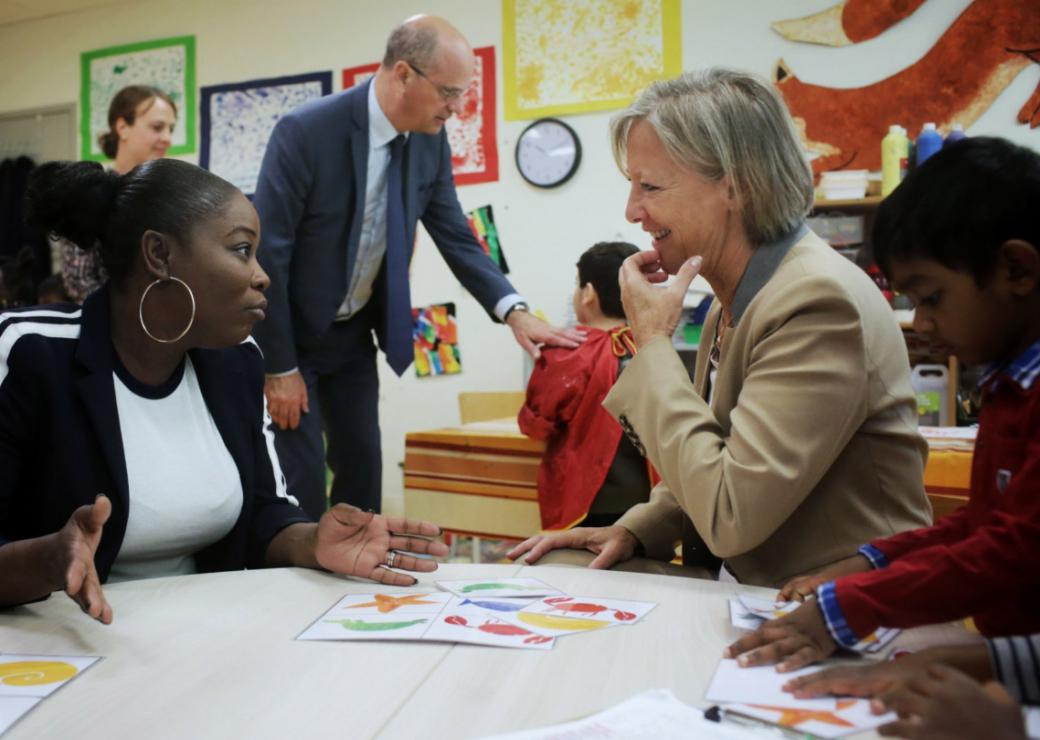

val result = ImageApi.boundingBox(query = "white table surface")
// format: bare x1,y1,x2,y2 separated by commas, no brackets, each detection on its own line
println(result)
0,563,981,740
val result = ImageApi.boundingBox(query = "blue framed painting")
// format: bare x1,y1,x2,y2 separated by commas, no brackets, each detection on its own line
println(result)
199,71,332,195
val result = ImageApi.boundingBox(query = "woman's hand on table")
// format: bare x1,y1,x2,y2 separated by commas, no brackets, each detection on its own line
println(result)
618,251,702,347
778,554,873,602
313,505,450,586
874,666,1027,740
725,599,837,671
54,495,113,624
506,525,639,569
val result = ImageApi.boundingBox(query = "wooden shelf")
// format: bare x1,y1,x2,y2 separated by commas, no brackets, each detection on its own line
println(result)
812,195,884,209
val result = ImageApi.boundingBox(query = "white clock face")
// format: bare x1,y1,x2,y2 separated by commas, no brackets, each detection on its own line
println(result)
516,119,580,188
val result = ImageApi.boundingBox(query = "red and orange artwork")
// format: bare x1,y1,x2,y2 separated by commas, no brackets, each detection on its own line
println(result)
771,0,1040,175
346,593,441,614
342,46,499,186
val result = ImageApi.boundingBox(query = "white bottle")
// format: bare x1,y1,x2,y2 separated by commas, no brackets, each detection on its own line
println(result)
911,364,950,426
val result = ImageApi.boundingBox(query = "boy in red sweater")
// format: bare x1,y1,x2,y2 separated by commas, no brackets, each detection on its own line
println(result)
518,241,655,530
726,137,1040,672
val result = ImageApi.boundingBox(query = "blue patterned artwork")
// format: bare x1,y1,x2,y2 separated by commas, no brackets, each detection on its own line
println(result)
80,36,195,161
200,72,332,195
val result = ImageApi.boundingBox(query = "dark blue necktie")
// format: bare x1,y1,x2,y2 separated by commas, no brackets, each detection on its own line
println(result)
384,134,413,376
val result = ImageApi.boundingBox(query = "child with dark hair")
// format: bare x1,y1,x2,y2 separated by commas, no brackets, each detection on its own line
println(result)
519,241,655,530
727,136,1040,673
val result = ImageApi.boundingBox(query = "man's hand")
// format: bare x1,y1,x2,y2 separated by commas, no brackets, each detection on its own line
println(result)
52,495,113,624
506,310,585,360
725,599,838,672
313,505,450,587
778,554,873,602
264,371,309,430
506,525,639,569
875,666,1026,740
619,252,702,347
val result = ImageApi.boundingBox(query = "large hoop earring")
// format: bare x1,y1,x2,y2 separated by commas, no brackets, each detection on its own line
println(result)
139,276,196,344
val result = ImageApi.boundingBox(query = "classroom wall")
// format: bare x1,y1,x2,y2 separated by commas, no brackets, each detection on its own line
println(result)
1,0,1036,514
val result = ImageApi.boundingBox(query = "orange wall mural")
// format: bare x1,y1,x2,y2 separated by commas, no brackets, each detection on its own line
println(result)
772,0,1040,174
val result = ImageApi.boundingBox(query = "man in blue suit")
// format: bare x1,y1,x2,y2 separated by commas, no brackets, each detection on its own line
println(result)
253,15,582,520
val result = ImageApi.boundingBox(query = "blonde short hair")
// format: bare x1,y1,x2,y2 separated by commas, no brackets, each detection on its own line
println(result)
611,68,814,244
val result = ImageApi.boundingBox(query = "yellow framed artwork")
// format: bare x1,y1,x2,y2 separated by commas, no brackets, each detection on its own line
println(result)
502,0,682,120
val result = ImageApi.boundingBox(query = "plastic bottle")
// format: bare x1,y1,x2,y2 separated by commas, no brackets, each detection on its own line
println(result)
945,123,967,145
916,122,943,166
881,125,908,196
911,364,950,426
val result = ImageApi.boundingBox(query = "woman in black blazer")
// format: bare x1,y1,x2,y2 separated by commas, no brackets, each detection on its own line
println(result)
0,159,447,623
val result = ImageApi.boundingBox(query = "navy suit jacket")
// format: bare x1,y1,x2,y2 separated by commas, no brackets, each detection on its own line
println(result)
0,289,312,587
252,80,515,374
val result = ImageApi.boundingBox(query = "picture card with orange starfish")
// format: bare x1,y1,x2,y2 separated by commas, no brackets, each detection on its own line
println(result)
722,698,896,738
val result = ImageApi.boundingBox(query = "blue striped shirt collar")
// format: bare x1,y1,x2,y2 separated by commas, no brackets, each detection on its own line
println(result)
979,338,1040,391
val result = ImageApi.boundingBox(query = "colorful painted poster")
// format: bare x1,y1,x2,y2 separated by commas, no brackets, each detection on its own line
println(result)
502,0,682,119
342,46,499,186
466,205,509,273
80,36,195,160
413,303,461,378
200,72,332,195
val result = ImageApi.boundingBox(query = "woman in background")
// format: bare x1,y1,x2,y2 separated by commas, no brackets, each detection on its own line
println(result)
61,85,177,302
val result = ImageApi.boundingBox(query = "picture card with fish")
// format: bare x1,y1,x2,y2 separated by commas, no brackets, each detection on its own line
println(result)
422,598,555,650
0,655,100,699
521,596,656,625
297,594,555,649
705,659,837,711
435,577,564,599
722,698,896,738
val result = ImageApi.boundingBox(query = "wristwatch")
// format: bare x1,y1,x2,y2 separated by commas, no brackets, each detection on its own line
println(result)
502,301,530,322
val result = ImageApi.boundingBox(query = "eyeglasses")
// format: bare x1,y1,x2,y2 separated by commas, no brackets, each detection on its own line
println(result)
407,62,468,102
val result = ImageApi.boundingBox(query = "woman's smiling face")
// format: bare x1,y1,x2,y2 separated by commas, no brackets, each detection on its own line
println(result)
623,119,735,274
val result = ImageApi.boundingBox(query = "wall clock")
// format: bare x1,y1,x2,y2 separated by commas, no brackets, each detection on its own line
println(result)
514,118,581,188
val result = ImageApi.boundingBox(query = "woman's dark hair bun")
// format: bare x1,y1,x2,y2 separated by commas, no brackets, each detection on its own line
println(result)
25,161,120,250
98,131,119,159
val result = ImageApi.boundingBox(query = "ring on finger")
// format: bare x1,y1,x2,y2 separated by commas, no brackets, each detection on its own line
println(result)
385,551,397,568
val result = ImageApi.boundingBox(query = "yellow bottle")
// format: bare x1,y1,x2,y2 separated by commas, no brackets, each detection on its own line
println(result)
881,125,908,197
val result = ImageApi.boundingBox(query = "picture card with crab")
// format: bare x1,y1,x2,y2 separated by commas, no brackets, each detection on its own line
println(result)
435,577,564,599
522,596,656,626
296,592,555,650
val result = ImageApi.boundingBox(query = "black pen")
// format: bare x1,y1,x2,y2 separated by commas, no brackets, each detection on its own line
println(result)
705,704,815,739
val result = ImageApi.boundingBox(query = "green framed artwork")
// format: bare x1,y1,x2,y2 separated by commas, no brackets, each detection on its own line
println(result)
80,35,196,161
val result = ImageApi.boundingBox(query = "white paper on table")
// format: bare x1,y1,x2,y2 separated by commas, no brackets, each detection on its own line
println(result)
728,599,765,631
297,594,555,649
0,655,100,699
520,595,656,625
0,697,40,735
436,577,564,599
723,698,896,738
705,659,837,710
478,688,759,739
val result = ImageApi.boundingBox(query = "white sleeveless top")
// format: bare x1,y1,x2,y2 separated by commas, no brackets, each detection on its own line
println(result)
107,356,243,582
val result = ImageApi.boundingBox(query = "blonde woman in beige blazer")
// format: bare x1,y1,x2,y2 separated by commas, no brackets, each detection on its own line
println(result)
510,68,931,588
